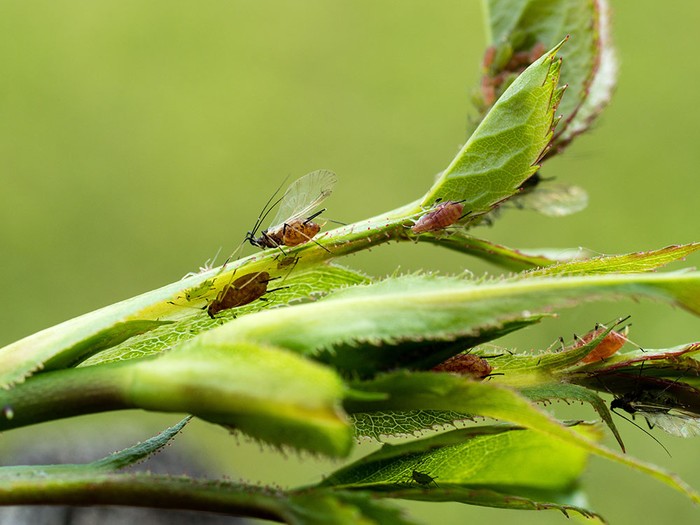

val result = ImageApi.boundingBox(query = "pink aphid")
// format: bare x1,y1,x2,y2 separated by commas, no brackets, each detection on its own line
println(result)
411,200,465,234
576,325,629,364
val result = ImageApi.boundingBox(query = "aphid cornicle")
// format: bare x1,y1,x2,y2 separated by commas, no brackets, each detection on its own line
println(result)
411,200,465,234
206,271,272,318
246,169,337,250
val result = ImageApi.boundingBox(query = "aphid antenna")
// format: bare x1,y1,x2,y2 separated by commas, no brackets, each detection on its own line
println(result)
593,364,672,456
245,177,291,245
245,197,284,247
182,246,224,279
202,246,223,271
167,300,205,311
221,240,247,271
610,407,671,458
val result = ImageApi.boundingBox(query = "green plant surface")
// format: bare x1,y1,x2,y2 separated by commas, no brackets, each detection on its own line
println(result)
483,0,612,150
0,39,566,390
0,341,352,457
420,39,564,209
1,0,699,523
320,424,603,518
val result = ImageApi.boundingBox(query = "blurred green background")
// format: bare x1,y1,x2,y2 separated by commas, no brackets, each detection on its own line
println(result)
1,0,699,523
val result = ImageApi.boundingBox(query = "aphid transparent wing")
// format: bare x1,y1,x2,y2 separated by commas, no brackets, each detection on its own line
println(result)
643,411,700,438
518,183,588,217
267,169,337,228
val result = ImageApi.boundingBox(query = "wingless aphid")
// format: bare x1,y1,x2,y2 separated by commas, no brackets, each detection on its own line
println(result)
410,469,439,488
411,199,468,234
206,271,278,318
574,316,632,364
176,247,223,303
246,169,337,251
432,352,494,379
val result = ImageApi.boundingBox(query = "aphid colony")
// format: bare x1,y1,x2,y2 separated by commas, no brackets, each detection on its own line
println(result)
175,170,336,317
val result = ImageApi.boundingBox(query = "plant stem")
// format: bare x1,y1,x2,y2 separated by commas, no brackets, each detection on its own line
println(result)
0,472,289,522
0,364,132,430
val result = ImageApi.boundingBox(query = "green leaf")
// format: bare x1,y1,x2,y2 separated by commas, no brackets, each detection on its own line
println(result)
0,319,172,387
0,418,190,475
128,340,353,457
522,383,625,452
420,233,596,272
0,341,353,457
420,39,565,214
286,491,421,525
0,262,368,388
344,371,700,504
0,464,420,525
313,315,546,378
79,264,370,367
351,410,474,440
483,320,622,380
323,424,590,488
91,417,191,471
196,273,555,373
484,0,615,152
525,243,700,277
208,272,700,368
321,423,604,520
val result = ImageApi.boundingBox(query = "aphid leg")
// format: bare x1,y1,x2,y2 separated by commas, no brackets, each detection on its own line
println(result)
278,256,300,282
284,221,332,254
610,407,670,457
558,336,566,352
308,236,332,253
262,230,288,256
